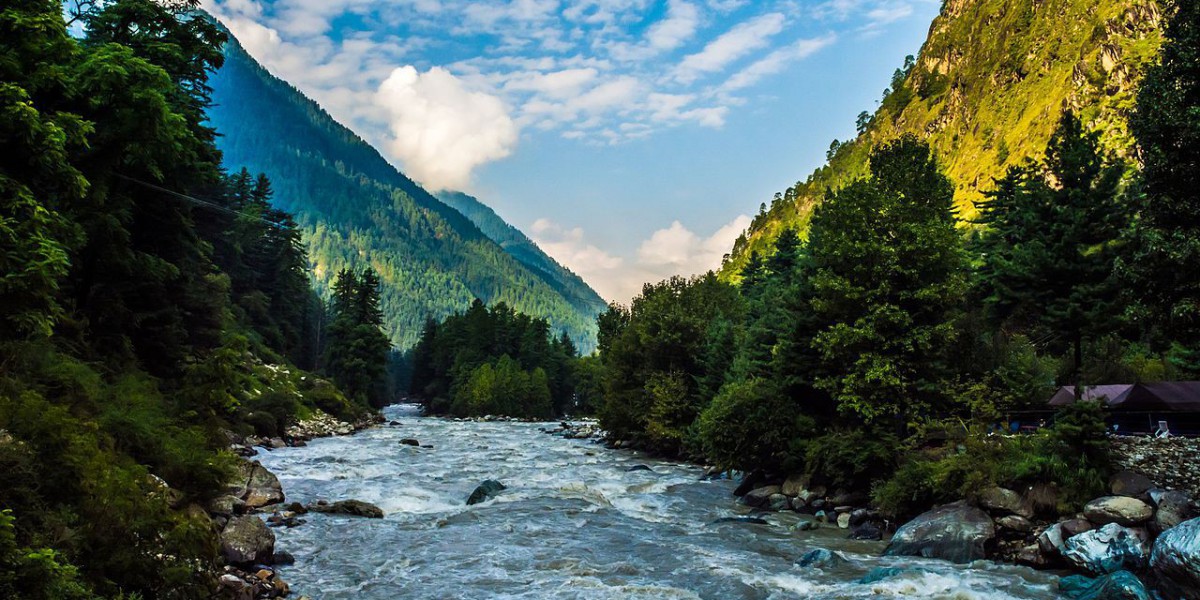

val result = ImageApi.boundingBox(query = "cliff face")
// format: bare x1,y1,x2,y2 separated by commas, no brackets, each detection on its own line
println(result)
723,0,1163,279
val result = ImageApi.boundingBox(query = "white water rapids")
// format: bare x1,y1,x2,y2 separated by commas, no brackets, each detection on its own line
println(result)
255,404,1065,599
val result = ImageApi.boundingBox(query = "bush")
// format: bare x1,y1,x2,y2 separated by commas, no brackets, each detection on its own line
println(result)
804,427,900,492
696,379,815,472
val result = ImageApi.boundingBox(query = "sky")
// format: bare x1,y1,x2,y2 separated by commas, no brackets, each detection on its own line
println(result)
202,0,942,303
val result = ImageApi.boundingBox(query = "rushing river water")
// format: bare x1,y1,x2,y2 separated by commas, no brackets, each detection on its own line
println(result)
256,404,1064,599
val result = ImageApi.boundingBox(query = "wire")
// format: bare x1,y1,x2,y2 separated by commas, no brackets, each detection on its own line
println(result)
112,172,286,228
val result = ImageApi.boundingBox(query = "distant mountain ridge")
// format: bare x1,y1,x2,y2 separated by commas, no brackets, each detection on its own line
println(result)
722,0,1163,279
436,191,608,317
207,32,602,350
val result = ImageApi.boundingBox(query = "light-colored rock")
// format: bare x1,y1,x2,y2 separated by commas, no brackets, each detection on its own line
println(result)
980,486,1031,518
220,516,275,566
1084,496,1154,526
1063,523,1148,575
884,501,995,564
1150,517,1200,599
837,512,851,529
781,474,810,497
996,515,1034,533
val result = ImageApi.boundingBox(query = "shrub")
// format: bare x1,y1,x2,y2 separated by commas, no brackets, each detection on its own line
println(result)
804,427,900,492
696,379,815,473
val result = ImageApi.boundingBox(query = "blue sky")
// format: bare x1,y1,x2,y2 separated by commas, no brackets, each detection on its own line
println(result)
204,0,941,302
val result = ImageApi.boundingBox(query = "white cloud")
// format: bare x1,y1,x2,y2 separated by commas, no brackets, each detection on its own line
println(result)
374,66,519,190
673,12,786,84
531,215,751,303
647,0,702,51
720,34,837,92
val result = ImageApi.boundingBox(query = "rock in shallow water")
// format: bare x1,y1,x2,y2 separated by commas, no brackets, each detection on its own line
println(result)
1150,517,1200,600
1062,523,1148,575
309,499,384,518
1058,571,1150,600
467,480,507,505
741,485,782,508
883,500,995,564
796,548,847,568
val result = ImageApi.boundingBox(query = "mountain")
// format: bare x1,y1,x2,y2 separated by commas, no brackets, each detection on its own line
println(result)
722,0,1163,278
435,190,608,319
206,33,603,350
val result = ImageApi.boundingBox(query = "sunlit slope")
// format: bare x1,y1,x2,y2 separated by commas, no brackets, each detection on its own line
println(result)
723,0,1162,280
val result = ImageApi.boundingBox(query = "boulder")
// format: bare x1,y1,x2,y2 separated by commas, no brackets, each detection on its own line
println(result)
836,512,851,529
767,493,790,511
996,515,1034,533
1150,517,1200,599
309,499,384,518
272,551,295,565
793,519,819,531
1039,523,1067,556
228,460,285,509
795,489,820,506
1151,490,1194,532
848,508,873,527
1016,544,1050,568
781,474,810,497
398,438,420,447
207,494,246,517
220,516,275,566
796,548,847,568
829,490,868,506
850,521,883,540
1109,471,1154,499
741,485,782,508
1063,523,1148,575
979,486,1031,518
218,574,254,600
790,497,808,511
467,480,507,505
1084,497,1154,527
732,470,765,497
1059,571,1151,600
1063,518,1095,538
883,501,995,564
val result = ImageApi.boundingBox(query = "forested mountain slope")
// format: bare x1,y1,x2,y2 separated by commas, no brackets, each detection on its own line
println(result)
723,0,1163,278
206,35,601,349
436,190,608,320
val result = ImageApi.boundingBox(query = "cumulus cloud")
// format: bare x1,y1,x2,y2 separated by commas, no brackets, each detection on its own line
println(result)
374,66,519,190
673,13,786,84
647,0,702,51
531,215,752,303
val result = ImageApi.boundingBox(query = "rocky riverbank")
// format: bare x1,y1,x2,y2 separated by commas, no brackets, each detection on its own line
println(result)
209,410,385,599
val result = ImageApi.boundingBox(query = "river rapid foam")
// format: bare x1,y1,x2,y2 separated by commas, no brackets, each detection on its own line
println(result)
256,404,1065,599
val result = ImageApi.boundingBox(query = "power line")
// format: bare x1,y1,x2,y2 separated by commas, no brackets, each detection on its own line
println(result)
112,172,285,228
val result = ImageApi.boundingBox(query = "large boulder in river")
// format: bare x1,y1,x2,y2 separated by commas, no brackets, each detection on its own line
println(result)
467,480,506,505
309,499,384,518
1150,517,1200,599
1058,571,1151,600
883,501,995,564
1062,523,1148,575
1083,496,1154,527
741,485,782,508
220,516,275,566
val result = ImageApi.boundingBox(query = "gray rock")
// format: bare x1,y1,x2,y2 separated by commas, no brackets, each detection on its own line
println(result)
790,496,808,511
228,460,285,509
1016,543,1050,568
1084,497,1154,527
207,494,246,517
850,521,883,540
796,548,847,568
795,489,819,505
733,470,765,497
980,486,1031,518
711,516,769,525
309,499,384,518
1109,471,1154,499
884,501,995,564
848,508,873,527
399,438,420,446
1063,518,1095,537
625,464,653,472
768,493,790,511
220,516,276,566
1063,523,1148,575
814,510,827,523
742,485,783,508
829,490,868,506
837,512,851,529
996,515,1034,533
272,551,295,565
1039,523,1067,556
781,474,809,497
1152,490,1194,532
1150,517,1200,599
467,480,507,505
1058,571,1151,600
793,519,819,531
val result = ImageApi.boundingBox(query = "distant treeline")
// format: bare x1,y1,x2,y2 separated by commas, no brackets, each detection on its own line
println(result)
409,300,604,419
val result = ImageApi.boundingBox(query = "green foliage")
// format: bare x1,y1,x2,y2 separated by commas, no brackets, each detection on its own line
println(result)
803,428,900,492
808,136,968,424
1122,0,1200,373
208,37,602,350
324,268,392,407
0,510,95,600
696,379,815,473
410,300,579,418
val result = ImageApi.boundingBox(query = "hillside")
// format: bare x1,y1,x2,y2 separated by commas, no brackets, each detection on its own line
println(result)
436,191,608,318
207,34,602,349
723,0,1163,278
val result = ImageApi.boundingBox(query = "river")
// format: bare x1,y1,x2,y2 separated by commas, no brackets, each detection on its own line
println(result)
255,404,1064,599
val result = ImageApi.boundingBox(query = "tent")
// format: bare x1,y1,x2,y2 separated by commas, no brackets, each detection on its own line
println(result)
1048,382,1200,434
